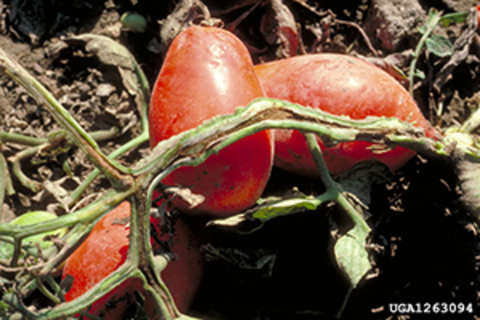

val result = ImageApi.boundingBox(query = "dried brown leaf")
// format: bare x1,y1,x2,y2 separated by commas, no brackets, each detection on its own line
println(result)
159,0,218,55
260,0,299,58
164,186,205,208
433,8,478,93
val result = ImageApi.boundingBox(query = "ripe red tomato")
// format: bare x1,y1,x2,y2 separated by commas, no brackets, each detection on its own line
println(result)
149,25,274,217
62,200,204,318
255,54,439,177
477,5,480,29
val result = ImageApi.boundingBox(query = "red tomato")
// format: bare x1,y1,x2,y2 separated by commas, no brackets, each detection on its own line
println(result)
477,5,480,29
62,200,204,318
254,54,439,177
149,25,274,217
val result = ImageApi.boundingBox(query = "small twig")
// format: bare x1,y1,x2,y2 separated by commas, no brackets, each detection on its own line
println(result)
290,1,378,56
225,0,262,31
336,19,378,57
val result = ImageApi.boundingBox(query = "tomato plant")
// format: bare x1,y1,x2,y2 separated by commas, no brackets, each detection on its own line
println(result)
62,200,204,318
149,25,274,217
255,53,439,177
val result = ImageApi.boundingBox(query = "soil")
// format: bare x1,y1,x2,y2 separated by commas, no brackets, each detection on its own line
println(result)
1,0,480,319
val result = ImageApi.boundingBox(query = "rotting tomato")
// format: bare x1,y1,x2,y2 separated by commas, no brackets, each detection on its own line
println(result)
149,25,274,218
62,199,204,318
254,53,439,177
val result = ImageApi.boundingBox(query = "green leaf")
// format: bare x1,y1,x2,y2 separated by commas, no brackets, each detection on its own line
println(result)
439,11,469,27
252,195,322,222
0,211,68,260
334,223,371,288
207,190,328,232
425,34,453,57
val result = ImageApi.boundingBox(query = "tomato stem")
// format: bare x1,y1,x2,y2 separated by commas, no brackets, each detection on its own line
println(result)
0,131,48,146
69,130,149,207
304,133,336,189
408,8,442,96
0,151,14,218
129,194,182,318
304,133,371,232
304,132,371,318
0,72,458,319
0,48,133,192
67,48,150,206
36,277,61,305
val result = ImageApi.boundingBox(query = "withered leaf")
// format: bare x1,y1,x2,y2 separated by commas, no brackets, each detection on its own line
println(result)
260,0,298,58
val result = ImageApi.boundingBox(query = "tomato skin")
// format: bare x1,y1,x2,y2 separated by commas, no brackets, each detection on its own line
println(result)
62,200,204,318
255,54,439,177
477,5,480,29
149,26,274,217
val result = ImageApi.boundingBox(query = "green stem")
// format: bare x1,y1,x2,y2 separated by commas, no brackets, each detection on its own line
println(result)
69,49,150,205
69,131,149,206
0,48,132,190
304,133,370,233
38,223,92,277
408,9,442,96
44,275,66,303
132,56,151,134
0,151,11,218
140,98,445,189
0,98,448,250
35,263,139,319
0,188,132,238
6,127,119,194
36,277,61,305
304,133,336,189
303,135,370,319
0,131,48,146
0,97,455,319
2,292,38,319
89,127,119,141
11,145,43,192
129,194,181,319
0,128,117,148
